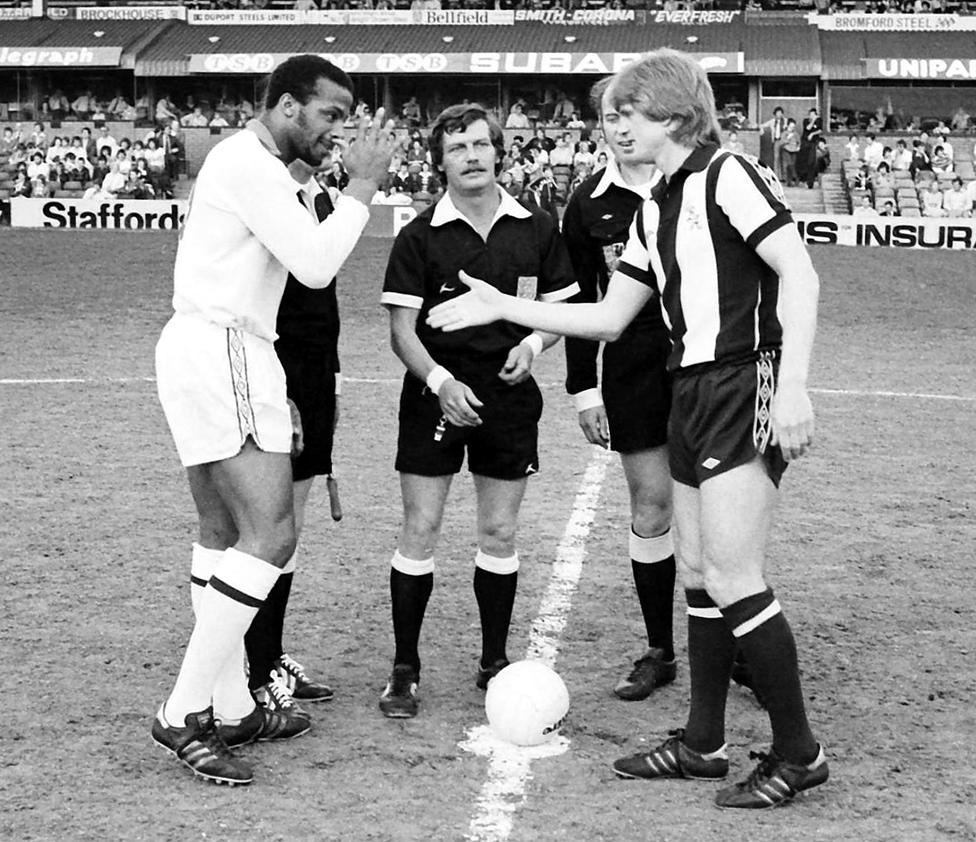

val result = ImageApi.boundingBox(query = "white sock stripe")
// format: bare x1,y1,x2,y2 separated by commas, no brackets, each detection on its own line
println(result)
686,606,723,619
629,528,674,564
474,549,519,575
731,599,782,638
391,550,435,576
809,745,827,769
190,543,222,581
215,547,281,601
701,744,729,761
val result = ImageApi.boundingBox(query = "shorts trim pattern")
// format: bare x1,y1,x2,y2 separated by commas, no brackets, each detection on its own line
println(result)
753,351,775,455
227,328,258,447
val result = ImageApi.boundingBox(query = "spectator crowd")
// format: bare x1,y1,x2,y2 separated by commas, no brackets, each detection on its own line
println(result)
4,89,974,220
842,122,976,217
309,122,611,221
0,120,184,201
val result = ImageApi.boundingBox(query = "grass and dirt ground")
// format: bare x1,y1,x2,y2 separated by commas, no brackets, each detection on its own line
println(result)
1,232,974,841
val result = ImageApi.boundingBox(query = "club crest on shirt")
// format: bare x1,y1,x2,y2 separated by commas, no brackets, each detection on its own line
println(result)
683,205,704,230
601,242,626,275
740,153,789,206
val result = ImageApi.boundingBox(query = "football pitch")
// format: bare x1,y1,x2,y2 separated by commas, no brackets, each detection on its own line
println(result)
2,230,974,842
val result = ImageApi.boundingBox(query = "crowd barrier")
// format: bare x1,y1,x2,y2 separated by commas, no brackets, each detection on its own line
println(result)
793,213,976,249
8,200,976,248
8,196,423,236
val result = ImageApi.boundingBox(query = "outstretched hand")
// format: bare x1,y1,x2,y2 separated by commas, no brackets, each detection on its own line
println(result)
426,270,504,332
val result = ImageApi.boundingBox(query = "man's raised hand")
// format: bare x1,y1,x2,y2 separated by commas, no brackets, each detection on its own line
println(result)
343,107,398,188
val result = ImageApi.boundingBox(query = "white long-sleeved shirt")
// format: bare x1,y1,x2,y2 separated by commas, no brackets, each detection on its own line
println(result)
172,120,369,342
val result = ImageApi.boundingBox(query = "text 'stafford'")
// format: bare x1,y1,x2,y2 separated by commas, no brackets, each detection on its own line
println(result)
28,200,186,230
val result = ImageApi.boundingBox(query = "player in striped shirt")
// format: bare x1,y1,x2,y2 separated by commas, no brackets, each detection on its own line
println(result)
427,48,828,810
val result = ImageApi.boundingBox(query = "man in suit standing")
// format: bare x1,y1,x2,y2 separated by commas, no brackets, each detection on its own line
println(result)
761,107,788,182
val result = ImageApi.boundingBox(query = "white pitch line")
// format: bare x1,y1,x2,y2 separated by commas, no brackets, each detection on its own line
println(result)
1,376,973,403
0,376,157,385
460,446,613,842
0,375,402,386
809,387,975,402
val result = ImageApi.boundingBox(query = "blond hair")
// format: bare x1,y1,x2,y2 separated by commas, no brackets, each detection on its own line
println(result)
607,49,721,147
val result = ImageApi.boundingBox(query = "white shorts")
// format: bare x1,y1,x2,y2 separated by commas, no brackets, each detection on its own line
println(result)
155,313,292,467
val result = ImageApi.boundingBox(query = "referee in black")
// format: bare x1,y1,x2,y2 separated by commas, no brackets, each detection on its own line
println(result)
244,157,341,718
377,103,579,719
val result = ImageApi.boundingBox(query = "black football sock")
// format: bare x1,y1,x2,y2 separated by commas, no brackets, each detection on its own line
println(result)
390,553,434,674
722,589,818,765
244,570,293,692
473,551,520,668
683,589,736,754
630,528,676,661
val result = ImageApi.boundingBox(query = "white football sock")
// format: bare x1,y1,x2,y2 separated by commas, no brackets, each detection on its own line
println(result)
165,548,279,724
189,544,255,722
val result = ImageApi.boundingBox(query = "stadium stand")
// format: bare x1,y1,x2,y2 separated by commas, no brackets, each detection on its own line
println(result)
1,5,975,219
836,133,975,216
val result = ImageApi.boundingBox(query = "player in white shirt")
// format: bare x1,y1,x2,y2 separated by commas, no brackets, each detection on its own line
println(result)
151,55,396,786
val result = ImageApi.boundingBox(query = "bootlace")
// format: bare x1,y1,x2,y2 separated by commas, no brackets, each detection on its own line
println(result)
628,652,661,682
279,653,310,682
742,750,778,789
265,671,297,709
197,719,235,760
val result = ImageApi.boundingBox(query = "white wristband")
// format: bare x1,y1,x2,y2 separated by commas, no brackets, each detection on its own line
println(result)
426,365,453,396
573,388,604,412
520,333,544,360
334,372,342,396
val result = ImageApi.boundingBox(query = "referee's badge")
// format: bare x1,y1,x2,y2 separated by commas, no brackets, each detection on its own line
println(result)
517,276,538,299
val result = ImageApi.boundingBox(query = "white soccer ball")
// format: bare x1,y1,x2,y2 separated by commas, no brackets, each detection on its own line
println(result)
484,660,570,747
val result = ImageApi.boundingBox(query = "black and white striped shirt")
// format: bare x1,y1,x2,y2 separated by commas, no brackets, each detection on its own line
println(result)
616,142,793,372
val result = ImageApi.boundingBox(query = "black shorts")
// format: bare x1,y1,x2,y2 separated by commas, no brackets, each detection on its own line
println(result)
668,351,787,489
602,325,671,454
276,342,337,483
395,372,542,480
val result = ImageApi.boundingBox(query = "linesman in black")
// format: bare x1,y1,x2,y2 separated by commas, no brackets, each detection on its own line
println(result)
243,157,341,726
562,78,677,703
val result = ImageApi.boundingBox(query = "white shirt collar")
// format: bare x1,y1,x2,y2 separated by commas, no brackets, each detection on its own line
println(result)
590,156,658,200
431,185,531,230
246,118,281,157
